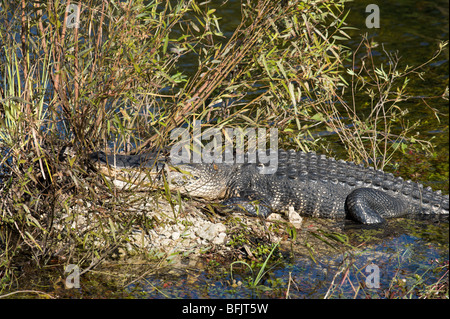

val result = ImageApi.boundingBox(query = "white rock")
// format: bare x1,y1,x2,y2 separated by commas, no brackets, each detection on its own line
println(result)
267,213,283,222
288,207,303,228
213,232,227,245
171,232,180,240
160,238,172,247
196,223,227,242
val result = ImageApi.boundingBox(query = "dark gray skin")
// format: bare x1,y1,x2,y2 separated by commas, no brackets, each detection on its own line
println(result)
89,149,449,225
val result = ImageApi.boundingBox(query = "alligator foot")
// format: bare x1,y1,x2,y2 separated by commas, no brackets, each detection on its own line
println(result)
221,197,272,218
345,188,407,225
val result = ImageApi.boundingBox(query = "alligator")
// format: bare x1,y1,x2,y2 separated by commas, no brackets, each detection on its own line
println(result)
89,149,449,225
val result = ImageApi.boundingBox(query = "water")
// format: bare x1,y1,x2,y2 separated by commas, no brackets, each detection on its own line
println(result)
343,0,448,153
118,219,447,299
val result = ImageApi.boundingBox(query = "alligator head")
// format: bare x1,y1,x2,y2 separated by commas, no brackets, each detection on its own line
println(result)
90,151,234,200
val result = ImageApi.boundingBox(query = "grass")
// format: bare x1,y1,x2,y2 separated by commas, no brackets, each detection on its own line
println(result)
230,241,280,290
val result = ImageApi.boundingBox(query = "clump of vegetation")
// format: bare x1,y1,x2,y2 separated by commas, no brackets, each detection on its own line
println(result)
0,0,447,296
0,0,351,291
230,241,281,291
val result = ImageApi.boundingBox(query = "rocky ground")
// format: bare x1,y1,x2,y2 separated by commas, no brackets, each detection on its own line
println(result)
54,186,306,263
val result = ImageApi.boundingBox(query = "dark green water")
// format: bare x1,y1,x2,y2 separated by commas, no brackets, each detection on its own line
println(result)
344,0,448,153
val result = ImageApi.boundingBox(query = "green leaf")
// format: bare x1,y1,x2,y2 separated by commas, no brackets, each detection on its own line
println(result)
163,33,169,55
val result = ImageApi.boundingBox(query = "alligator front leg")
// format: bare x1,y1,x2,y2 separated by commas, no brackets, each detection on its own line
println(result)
345,188,408,225
221,196,272,218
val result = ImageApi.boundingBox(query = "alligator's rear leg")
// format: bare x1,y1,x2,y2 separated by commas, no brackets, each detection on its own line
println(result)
345,188,407,225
